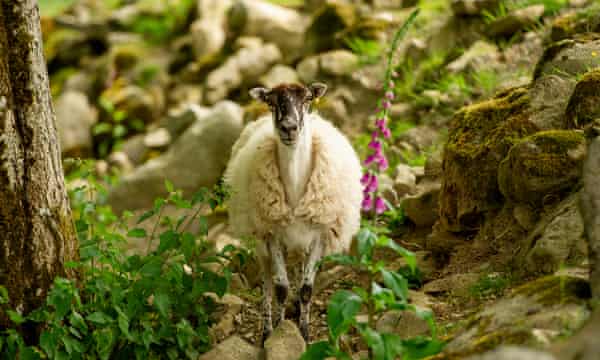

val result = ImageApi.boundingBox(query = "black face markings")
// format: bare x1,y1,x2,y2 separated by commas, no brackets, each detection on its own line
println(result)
248,83,328,145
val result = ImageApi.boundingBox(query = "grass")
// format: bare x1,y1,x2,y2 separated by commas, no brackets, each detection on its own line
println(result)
469,273,512,299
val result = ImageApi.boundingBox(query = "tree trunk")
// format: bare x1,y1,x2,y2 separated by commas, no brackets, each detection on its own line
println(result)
0,0,78,329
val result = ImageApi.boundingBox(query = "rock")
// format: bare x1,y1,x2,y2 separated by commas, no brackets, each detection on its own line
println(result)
376,310,431,338
396,126,439,154
440,276,590,358
227,0,308,62
451,0,500,16
565,69,600,129
118,134,149,166
513,204,538,231
394,164,417,198
319,50,360,77
107,151,134,173
54,91,98,157
520,193,587,274
378,173,397,205
304,2,357,54
259,65,299,88
402,181,441,228
528,75,577,130
447,40,500,73
423,273,480,296
498,130,586,205
160,104,211,141
101,84,162,125
581,126,600,299
534,36,600,80
107,102,243,213
550,4,600,42
487,5,545,38
144,128,171,149
190,0,232,59
210,294,245,343
167,84,204,112
296,56,320,84
467,346,556,360
439,87,537,233
204,38,281,104
264,320,306,360
198,336,262,360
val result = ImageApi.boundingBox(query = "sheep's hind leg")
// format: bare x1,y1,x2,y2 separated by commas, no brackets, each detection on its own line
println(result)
269,238,289,327
299,238,324,342
261,270,273,343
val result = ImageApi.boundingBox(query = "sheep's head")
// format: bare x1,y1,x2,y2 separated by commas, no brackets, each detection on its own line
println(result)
249,82,327,146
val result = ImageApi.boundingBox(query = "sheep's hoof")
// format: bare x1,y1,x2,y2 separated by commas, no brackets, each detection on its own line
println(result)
275,283,288,304
262,328,272,345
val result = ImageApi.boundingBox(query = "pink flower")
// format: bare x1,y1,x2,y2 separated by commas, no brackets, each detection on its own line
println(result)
389,80,395,88
365,174,378,193
391,70,399,78
361,172,371,186
385,91,395,100
368,140,382,152
362,194,373,211
378,156,389,171
382,126,391,139
375,197,387,214
382,100,391,109
364,153,377,166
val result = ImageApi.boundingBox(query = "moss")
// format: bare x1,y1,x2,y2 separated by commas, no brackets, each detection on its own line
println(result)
440,87,538,232
551,3,600,42
518,130,585,178
565,68,600,129
512,275,591,306
533,33,600,80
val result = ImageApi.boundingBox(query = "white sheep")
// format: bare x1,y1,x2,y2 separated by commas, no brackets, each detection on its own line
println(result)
224,82,362,341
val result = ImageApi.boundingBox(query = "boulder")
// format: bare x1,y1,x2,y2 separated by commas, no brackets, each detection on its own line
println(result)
439,87,538,233
396,126,439,154
487,5,545,38
198,336,262,360
550,3,600,42
528,75,576,130
451,0,500,16
447,40,500,73
204,38,281,104
101,84,163,125
210,294,245,343
534,35,600,80
319,50,360,77
304,2,357,54
54,91,98,157
565,68,600,129
394,164,417,197
376,310,431,339
264,320,306,360
227,0,308,62
498,130,586,205
439,276,590,358
423,273,480,296
581,125,600,299
259,65,299,88
190,0,232,59
520,193,587,274
107,101,243,212
402,181,441,228
118,134,149,166
467,346,556,360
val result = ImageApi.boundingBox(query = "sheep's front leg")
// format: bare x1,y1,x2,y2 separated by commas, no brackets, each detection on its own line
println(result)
299,237,324,342
261,269,273,342
269,238,289,327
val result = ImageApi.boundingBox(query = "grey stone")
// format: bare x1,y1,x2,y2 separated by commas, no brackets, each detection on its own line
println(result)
198,336,262,360
452,0,500,16
487,5,545,38
264,320,306,360
467,346,556,360
402,181,441,227
54,91,98,156
259,65,299,88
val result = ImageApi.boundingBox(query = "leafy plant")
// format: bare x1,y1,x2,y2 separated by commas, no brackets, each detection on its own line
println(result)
300,228,444,360
0,160,237,359
345,37,383,65
93,95,145,157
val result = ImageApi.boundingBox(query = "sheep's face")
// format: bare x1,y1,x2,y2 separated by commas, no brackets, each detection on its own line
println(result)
250,83,327,146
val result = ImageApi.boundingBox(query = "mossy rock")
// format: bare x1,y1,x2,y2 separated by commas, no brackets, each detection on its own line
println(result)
431,276,590,359
44,29,102,68
550,4,600,42
565,68,600,129
498,130,585,205
533,34,600,80
439,87,538,232
304,2,357,54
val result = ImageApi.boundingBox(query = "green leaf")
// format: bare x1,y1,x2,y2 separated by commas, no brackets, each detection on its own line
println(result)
327,290,362,342
382,333,405,360
40,330,59,356
62,335,84,355
0,285,9,304
158,230,179,253
154,291,171,317
137,209,156,224
401,337,445,360
358,326,385,360
323,254,358,266
87,311,113,325
69,311,88,333
127,228,147,238
299,341,334,360
380,236,417,273
94,328,116,360
357,228,377,260
165,179,174,193
92,122,112,136
381,269,409,302
7,310,25,325
140,256,163,277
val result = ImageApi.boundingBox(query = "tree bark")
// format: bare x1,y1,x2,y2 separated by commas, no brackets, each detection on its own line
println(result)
0,0,78,329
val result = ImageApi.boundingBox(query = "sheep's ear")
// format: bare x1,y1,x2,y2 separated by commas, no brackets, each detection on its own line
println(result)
308,82,327,100
249,87,270,103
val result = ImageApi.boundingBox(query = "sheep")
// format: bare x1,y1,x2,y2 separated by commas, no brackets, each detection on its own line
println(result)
224,82,363,342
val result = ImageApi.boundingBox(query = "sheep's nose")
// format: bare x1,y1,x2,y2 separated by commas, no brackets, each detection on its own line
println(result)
281,122,298,132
